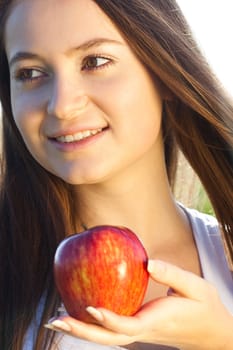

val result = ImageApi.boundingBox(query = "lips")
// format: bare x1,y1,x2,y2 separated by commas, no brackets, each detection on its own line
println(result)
55,128,103,143
48,127,108,144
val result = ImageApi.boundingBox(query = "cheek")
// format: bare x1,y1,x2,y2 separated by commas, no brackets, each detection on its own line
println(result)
98,72,163,134
10,99,46,166
95,63,162,113
11,96,46,166
11,91,43,137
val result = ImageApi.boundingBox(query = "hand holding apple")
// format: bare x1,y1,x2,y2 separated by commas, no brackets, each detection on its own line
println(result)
50,260,233,350
54,225,149,323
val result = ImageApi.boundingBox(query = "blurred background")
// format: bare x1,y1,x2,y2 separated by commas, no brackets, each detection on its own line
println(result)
174,0,233,214
178,0,233,98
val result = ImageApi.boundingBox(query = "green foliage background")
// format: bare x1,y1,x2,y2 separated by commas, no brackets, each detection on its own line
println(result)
174,152,215,216
195,186,214,216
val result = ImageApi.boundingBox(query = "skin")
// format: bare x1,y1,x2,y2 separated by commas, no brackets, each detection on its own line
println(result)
51,260,233,350
5,0,233,349
6,0,164,187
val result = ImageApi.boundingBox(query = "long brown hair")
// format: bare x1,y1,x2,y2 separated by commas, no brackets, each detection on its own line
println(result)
0,0,232,349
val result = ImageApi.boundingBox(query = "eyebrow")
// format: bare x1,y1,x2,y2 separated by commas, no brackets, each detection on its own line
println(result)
8,38,123,68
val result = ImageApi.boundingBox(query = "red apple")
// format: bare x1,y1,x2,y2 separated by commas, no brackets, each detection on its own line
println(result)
54,225,149,323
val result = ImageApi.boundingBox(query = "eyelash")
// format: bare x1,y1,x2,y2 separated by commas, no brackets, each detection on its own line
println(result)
14,55,113,84
82,54,113,71
14,68,45,83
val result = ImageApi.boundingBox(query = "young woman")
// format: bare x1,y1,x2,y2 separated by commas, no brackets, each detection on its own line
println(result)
0,0,232,349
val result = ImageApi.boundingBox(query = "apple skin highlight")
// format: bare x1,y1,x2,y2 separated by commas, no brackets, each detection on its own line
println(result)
54,225,149,323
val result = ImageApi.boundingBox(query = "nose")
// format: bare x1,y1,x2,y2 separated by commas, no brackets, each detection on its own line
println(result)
47,76,89,119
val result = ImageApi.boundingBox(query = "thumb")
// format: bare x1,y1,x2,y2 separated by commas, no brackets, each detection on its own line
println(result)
147,259,208,301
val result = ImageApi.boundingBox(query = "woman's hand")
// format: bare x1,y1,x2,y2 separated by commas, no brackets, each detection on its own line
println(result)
45,260,233,350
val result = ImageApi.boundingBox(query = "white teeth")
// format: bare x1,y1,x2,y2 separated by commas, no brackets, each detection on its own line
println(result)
82,130,91,138
55,129,102,143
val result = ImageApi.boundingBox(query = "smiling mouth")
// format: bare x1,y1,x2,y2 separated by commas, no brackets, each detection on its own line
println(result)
53,128,104,143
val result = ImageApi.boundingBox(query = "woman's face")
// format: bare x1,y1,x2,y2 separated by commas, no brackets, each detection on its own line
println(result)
5,0,164,185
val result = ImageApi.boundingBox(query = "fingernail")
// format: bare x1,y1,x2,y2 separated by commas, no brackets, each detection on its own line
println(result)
86,306,104,322
44,319,72,332
147,259,166,273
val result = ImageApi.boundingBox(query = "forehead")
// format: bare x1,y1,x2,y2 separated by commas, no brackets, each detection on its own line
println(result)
5,0,123,56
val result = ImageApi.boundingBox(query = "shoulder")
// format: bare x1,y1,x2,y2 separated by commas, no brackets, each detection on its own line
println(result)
179,204,233,314
180,204,224,260
179,203,219,236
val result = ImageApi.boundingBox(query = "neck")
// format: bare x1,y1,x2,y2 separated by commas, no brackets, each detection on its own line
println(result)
75,163,189,257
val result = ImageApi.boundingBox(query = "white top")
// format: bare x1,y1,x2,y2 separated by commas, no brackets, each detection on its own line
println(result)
23,207,233,350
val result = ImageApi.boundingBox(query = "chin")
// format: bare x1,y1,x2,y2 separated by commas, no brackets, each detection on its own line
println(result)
45,160,117,186
55,170,108,186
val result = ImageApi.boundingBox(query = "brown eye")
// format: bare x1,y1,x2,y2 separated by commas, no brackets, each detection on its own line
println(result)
15,69,45,83
85,57,98,69
82,56,111,71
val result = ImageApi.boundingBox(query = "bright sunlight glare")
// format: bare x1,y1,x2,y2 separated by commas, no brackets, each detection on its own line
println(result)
177,0,233,97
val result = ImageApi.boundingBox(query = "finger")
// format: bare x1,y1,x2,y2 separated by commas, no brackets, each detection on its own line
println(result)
86,306,144,338
85,297,186,339
45,315,132,346
147,259,212,301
